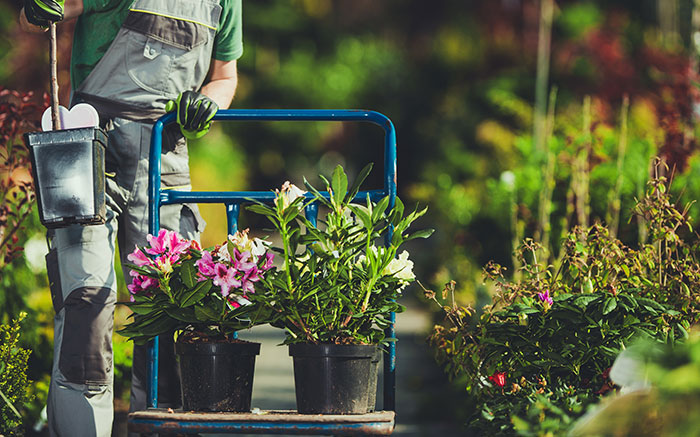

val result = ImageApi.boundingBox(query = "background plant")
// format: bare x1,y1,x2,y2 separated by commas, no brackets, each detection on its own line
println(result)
250,164,432,345
567,331,700,437
0,312,34,436
426,169,698,435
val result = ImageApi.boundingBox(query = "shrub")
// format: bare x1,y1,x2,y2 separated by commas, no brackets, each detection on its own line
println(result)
426,169,699,435
0,312,33,436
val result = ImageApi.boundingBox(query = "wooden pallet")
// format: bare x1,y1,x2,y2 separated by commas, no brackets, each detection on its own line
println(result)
128,409,396,435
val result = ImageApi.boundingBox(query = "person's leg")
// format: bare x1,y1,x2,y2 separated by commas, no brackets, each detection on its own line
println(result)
122,121,206,418
46,208,118,437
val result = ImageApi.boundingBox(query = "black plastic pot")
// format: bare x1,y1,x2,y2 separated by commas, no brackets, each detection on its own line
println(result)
367,348,382,412
175,340,260,412
289,343,377,414
24,127,108,228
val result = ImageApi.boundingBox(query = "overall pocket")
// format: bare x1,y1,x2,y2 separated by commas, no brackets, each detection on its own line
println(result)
123,0,221,97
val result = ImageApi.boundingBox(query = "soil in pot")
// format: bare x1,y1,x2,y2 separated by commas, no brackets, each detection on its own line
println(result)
289,343,376,414
176,335,261,412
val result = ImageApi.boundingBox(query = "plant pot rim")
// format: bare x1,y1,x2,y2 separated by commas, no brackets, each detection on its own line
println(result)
176,339,261,356
288,343,377,358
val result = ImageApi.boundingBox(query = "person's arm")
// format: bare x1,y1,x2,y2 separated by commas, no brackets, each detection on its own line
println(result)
19,0,83,32
200,59,239,110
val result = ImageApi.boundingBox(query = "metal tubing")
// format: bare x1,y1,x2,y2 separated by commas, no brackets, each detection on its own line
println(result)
146,109,398,415
160,190,387,205
226,203,240,235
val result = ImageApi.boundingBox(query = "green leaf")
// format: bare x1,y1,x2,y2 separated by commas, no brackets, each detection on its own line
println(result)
331,165,348,207
179,280,212,307
602,297,618,315
404,228,435,242
371,196,391,223
346,163,373,202
195,304,220,322
180,260,197,289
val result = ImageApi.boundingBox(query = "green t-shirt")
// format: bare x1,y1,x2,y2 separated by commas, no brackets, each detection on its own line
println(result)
70,0,243,90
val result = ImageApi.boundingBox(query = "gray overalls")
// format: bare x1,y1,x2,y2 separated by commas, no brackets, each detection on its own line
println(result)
46,0,222,434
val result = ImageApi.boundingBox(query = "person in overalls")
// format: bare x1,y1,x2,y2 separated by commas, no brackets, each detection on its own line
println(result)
20,0,242,435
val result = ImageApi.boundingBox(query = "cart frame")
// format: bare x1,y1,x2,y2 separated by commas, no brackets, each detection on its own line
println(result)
131,109,398,435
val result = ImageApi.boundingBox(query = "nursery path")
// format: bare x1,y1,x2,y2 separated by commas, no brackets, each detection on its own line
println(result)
226,301,465,437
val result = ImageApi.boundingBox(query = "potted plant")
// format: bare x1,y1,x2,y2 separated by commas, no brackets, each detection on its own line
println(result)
118,228,274,412
248,164,433,414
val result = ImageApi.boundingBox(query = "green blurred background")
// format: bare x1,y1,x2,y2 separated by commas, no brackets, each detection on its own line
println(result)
3,0,700,432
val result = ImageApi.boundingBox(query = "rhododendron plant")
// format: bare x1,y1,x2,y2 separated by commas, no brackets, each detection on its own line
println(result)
248,164,433,345
119,229,274,344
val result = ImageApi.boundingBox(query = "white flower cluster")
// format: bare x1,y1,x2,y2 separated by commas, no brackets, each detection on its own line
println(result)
358,247,415,291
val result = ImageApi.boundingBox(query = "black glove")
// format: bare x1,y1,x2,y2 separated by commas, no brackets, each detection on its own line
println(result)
24,0,64,27
165,91,219,140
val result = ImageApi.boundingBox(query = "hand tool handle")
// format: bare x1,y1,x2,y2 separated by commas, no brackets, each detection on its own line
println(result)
49,22,61,130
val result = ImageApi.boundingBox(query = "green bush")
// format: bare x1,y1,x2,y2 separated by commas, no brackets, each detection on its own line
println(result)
0,312,33,436
426,170,699,435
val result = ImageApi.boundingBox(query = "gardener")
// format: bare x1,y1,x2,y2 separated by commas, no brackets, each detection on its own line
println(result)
19,0,242,435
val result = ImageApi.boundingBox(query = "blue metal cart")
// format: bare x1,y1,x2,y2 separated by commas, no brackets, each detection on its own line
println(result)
128,109,398,435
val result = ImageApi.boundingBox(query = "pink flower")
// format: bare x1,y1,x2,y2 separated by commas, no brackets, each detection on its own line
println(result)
263,252,275,270
127,270,158,300
145,229,190,259
233,249,256,272
167,230,190,255
213,264,241,297
145,229,170,255
195,250,217,277
537,290,553,307
127,247,152,267
489,372,506,388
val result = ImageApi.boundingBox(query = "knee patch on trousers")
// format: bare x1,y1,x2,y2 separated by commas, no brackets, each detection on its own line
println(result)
59,286,116,385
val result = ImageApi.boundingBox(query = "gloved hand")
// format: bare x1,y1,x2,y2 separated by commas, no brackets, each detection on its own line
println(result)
165,91,218,140
24,0,64,27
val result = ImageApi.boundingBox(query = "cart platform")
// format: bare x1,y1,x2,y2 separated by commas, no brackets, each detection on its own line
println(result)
129,409,396,435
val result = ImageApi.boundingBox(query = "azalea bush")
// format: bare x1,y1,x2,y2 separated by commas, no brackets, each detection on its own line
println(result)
249,164,432,345
119,229,274,344
427,171,699,436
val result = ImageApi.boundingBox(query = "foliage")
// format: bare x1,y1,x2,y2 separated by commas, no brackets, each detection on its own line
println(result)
569,332,700,437
118,229,274,344
426,171,699,435
249,164,432,345
0,87,42,270
0,312,34,436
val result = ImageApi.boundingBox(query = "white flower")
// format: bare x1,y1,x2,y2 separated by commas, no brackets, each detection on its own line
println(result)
385,250,415,285
274,181,307,209
228,229,270,259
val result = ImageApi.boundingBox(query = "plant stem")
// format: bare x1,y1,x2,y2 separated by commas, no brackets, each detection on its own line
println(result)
607,96,630,239
533,0,554,152
536,86,558,261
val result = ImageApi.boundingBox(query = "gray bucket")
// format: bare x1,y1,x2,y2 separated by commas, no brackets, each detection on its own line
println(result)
24,127,108,228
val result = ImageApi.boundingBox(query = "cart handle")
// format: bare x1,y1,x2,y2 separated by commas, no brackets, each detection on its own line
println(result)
149,109,397,233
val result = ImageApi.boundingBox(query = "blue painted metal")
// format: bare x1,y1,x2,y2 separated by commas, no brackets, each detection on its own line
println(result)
129,418,393,435
146,109,398,425
226,203,240,235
